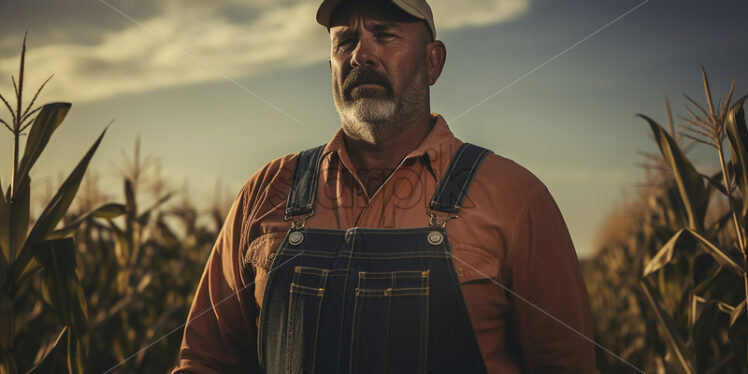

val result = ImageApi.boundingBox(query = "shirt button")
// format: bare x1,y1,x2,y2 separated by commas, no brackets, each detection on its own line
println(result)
456,267,465,277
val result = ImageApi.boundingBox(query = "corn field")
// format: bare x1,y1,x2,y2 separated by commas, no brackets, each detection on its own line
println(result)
0,37,227,374
1,38,747,373
583,69,748,373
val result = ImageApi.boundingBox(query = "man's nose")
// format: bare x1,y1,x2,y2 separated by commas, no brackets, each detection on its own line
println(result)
350,38,377,68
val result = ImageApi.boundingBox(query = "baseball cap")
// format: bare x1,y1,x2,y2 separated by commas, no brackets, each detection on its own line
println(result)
316,0,436,40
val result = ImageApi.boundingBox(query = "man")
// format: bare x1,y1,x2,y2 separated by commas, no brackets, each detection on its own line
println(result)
173,0,599,373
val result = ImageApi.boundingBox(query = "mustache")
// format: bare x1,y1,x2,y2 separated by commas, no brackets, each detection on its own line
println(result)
343,67,393,96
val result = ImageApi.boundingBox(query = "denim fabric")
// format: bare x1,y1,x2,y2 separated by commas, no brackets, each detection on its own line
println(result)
257,143,491,374
284,144,325,219
429,143,492,213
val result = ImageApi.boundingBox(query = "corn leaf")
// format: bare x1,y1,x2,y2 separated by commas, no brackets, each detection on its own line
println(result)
47,203,126,240
37,238,88,329
643,229,688,277
9,177,30,263
727,316,748,370
729,299,746,327
107,220,129,267
0,182,9,265
639,114,708,231
0,253,6,292
124,179,141,266
640,279,696,374
691,263,722,295
692,301,718,373
14,103,71,193
24,326,67,374
65,329,87,374
0,349,18,374
10,128,106,281
687,229,745,275
36,238,88,374
703,169,728,198
725,95,748,217
125,178,136,219
643,228,744,278
0,296,11,351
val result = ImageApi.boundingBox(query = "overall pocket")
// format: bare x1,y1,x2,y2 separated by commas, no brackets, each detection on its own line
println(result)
350,270,430,374
286,266,328,374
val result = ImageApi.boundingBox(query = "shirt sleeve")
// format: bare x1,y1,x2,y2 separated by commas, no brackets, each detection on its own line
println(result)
171,186,260,373
507,187,599,373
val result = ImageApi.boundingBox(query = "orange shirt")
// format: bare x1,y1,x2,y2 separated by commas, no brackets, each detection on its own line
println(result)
173,114,598,373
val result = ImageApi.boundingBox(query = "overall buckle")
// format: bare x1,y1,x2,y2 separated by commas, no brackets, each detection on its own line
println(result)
426,209,458,228
285,212,314,229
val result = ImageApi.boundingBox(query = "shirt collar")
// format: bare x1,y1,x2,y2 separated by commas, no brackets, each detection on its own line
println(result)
321,113,459,176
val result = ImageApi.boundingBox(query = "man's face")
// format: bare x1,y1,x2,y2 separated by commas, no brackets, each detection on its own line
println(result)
329,2,432,143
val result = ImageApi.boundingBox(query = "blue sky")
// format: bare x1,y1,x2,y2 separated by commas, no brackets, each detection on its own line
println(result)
1,0,747,257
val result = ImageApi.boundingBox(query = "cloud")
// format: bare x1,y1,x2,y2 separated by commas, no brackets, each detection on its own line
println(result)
0,0,162,58
431,0,530,30
0,0,530,104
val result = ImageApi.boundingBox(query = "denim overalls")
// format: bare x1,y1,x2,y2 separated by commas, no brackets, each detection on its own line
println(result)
257,143,492,374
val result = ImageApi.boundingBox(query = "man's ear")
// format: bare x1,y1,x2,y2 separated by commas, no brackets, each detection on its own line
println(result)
425,40,446,86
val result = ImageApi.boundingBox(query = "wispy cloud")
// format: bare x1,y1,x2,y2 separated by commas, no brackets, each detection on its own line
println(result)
0,0,530,104
431,0,529,29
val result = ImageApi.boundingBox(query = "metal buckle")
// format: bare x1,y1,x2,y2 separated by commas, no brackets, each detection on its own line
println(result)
285,212,313,229
426,209,458,228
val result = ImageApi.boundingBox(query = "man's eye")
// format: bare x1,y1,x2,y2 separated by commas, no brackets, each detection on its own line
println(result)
337,39,355,49
377,32,396,40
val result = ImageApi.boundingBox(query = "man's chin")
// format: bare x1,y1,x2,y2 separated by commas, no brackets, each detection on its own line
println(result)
339,99,397,124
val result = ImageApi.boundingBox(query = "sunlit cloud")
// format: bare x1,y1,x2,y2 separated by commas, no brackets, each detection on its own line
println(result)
0,0,530,104
431,0,529,30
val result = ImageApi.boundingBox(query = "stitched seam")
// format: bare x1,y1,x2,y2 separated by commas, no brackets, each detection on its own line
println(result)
310,271,328,374
430,144,467,208
448,239,499,263
452,146,482,209
305,146,325,210
286,150,306,216
432,144,466,207
277,251,449,260
454,149,490,210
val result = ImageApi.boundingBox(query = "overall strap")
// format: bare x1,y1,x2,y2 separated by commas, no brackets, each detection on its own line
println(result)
285,144,326,220
429,143,492,214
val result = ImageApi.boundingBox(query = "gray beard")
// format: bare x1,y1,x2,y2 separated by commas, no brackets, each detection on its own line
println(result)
333,64,429,145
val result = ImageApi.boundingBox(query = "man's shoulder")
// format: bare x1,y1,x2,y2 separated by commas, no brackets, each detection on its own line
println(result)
464,149,554,223
476,151,548,199
237,151,301,201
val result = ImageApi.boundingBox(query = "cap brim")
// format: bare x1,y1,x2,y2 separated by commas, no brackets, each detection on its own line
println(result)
316,0,435,39
316,0,344,29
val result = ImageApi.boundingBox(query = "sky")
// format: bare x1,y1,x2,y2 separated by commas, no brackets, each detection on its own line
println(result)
0,0,747,258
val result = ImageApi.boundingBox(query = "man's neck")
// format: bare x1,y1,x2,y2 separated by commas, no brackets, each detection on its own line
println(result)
343,112,435,197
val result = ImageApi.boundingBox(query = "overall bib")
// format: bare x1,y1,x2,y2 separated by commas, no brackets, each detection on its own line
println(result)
257,143,492,374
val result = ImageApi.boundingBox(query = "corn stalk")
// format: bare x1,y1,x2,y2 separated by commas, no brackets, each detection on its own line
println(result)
0,35,122,374
634,69,748,373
